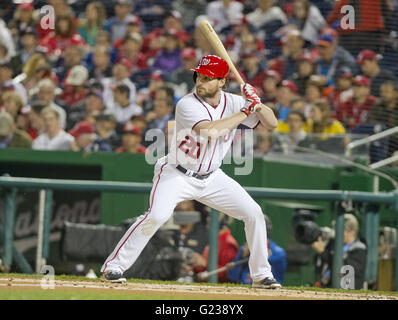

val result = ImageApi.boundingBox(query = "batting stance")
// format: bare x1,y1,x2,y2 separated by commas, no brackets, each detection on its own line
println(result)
101,55,281,289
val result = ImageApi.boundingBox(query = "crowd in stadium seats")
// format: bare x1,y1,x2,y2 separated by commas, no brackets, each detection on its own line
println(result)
0,0,397,159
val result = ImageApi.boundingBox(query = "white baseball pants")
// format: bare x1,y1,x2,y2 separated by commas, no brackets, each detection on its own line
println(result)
101,156,274,282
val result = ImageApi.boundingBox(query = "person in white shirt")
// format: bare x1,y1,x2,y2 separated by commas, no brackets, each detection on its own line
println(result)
36,78,67,129
246,0,287,31
110,84,143,125
205,0,244,33
0,61,28,105
0,18,16,58
32,107,74,151
102,58,137,111
288,0,326,45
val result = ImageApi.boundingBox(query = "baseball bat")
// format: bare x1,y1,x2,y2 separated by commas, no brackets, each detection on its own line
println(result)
197,257,249,281
198,20,262,111
198,20,245,85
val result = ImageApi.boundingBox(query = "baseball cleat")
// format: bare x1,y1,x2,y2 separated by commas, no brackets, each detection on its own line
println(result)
252,277,282,290
101,271,127,283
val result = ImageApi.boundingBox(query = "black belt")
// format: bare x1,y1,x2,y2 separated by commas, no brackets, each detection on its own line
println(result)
176,165,213,180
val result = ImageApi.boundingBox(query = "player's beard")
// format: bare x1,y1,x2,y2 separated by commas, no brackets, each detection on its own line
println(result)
196,85,220,99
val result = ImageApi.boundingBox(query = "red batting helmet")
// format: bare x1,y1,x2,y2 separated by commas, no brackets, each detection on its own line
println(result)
191,55,229,79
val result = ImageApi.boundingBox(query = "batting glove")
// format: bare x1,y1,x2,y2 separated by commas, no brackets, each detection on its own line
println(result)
240,83,262,117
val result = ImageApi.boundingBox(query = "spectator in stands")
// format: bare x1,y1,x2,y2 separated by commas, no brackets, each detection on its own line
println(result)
192,215,239,283
334,75,378,131
0,112,32,148
22,52,59,93
35,78,67,129
275,80,298,122
223,13,252,56
7,2,37,40
272,110,309,154
315,30,358,86
356,50,397,98
32,107,74,151
260,70,281,103
93,28,110,46
88,45,113,81
130,114,148,134
305,75,327,105
15,106,31,136
57,45,85,87
27,102,46,140
123,15,144,37
254,104,279,155
205,0,244,33
368,80,398,157
110,84,143,125
169,47,198,98
10,27,38,75
228,215,286,284
77,1,107,47
368,80,398,127
115,122,147,153
134,0,172,33
0,15,15,60
290,52,317,96
103,0,136,43
142,10,188,60
1,91,24,121
308,99,346,138
162,10,188,40
94,111,121,151
326,0,392,56
143,91,175,146
330,68,354,115
152,30,184,75
66,89,105,131
288,0,326,46
239,51,266,94
139,71,168,112
69,120,112,152
246,0,288,36
60,65,89,107
172,0,207,30
291,96,309,115
102,58,137,110
192,22,213,57
39,13,86,61
0,60,28,105
276,97,311,133
116,33,148,75
269,29,307,79
312,213,367,289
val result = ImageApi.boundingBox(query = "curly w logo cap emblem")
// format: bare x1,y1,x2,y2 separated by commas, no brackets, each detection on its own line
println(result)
200,58,211,66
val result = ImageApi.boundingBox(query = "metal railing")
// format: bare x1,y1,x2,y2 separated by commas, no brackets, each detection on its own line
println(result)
1,175,398,290
345,125,398,158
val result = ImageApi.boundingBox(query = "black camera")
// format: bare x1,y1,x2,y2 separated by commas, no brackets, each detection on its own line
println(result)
295,220,323,245
292,209,333,245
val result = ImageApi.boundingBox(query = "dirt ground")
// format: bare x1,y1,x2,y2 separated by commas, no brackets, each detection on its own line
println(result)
0,276,397,300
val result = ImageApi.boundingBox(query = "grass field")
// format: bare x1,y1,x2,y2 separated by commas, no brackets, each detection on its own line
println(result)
0,273,397,300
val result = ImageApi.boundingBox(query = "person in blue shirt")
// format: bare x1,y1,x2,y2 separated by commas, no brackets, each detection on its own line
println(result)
228,214,287,285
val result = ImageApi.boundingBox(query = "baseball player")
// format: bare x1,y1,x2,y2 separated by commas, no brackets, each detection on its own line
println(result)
101,55,281,289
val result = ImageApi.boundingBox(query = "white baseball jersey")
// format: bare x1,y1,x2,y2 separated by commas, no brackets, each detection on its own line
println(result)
167,91,260,173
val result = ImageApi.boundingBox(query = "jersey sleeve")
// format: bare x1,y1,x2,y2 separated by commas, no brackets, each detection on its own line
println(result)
231,94,260,129
175,95,212,131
